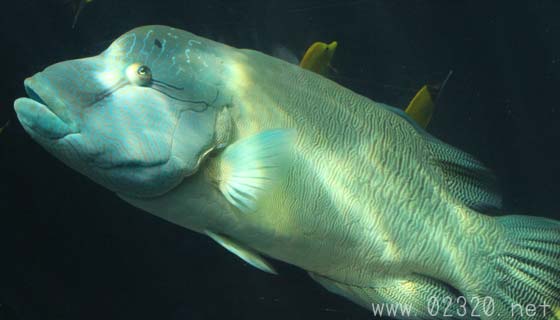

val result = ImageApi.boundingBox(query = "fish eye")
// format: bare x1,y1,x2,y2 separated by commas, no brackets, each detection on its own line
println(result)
137,65,151,76
126,63,152,86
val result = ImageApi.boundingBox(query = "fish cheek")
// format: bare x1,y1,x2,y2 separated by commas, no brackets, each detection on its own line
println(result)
82,88,179,167
95,160,187,198
66,118,187,197
170,106,220,176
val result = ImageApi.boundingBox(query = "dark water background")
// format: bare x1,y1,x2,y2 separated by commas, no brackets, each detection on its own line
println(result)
1,0,559,319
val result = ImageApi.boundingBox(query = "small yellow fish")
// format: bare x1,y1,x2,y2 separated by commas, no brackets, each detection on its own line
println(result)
299,41,447,130
405,85,438,129
14,26,560,316
405,70,453,128
299,41,338,76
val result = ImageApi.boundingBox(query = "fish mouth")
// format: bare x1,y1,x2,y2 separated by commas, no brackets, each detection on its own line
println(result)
14,75,79,140
24,84,47,107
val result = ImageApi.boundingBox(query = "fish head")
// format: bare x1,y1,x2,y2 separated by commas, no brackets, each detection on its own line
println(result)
14,25,230,198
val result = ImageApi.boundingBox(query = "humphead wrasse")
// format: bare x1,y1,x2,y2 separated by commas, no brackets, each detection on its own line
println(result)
14,26,560,319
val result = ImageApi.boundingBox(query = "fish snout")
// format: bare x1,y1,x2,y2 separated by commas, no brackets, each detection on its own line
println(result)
24,75,79,128
14,75,80,139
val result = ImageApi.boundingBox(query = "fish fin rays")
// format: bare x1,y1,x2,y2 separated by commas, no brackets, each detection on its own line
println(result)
397,71,502,213
469,216,560,319
425,137,503,213
213,129,297,213
310,272,474,319
205,230,278,275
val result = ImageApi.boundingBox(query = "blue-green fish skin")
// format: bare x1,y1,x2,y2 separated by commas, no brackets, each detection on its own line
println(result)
13,26,560,319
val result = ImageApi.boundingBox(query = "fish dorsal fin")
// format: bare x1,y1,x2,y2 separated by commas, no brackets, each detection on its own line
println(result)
205,230,278,275
384,104,502,213
300,41,338,76
425,137,502,213
213,129,296,213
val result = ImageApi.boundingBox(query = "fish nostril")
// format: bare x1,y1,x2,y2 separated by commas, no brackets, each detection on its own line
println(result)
25,85,47,106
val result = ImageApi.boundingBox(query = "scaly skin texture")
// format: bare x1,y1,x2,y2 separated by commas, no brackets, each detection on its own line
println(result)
25,26,557,316
125,39,503,296
223,48,504,289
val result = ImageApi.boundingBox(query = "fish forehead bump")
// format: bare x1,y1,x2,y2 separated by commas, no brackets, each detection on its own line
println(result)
106,25,213,60
103,25,230,89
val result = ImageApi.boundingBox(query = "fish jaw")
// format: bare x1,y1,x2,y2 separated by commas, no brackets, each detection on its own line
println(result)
14,75,80,140
14,98,75,140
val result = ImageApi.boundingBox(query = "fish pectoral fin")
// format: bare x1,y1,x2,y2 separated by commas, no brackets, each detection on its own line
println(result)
205,230,278,275
310,273,469,319
212,128,296,213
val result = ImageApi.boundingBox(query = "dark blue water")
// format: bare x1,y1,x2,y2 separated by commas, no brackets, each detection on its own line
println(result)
1,0,559,319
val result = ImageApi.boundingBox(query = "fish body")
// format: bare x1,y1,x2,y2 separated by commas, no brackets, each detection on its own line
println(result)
13,26,560,319
405,70,453,129
299,41,337,75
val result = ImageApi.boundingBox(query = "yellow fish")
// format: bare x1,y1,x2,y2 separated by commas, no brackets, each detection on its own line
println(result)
14,26,560,318
299,41,450,129
299,41,338,76
405,84,438,129
405,71,453,128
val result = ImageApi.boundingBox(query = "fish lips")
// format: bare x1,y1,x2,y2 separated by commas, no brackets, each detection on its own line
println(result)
14,74,79,140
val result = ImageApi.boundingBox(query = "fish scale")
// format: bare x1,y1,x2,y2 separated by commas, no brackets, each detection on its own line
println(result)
222,48,465,281
13,26,560,320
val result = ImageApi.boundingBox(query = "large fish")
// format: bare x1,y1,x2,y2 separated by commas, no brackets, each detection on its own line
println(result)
13,26,560,319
